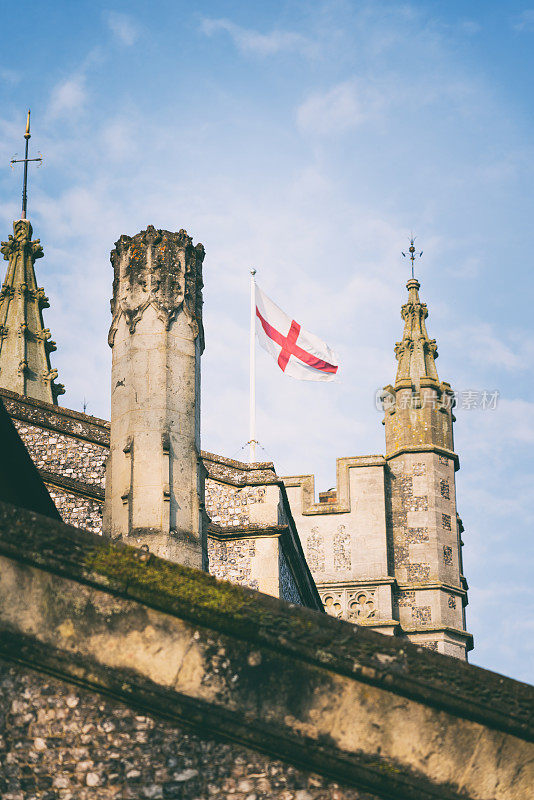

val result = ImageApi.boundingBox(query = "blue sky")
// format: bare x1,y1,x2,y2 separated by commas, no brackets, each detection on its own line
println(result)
1,1,533,683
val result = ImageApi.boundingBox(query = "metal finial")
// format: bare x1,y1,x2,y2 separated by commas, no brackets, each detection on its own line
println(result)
402,235,423,279
10,109,43,220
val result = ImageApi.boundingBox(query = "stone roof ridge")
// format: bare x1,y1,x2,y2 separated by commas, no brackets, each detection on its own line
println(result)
0,219,64,403
393,277,440,390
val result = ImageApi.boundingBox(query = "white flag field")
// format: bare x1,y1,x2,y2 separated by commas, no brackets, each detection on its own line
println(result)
255,284,339,381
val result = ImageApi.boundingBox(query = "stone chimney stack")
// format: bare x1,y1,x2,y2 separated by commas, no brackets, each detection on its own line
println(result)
104,225,207,570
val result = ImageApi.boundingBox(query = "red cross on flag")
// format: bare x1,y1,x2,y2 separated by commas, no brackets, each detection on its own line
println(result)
255,284,339,381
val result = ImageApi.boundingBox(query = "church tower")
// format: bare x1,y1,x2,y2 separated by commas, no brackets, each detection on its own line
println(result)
383,273,472,658
0,112,64,404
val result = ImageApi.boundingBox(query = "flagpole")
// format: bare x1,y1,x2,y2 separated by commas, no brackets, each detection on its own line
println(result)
249,268,257,463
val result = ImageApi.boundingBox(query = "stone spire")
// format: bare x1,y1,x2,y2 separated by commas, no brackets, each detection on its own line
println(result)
104,225,208,570
394,278,439,390
383,278,455,457
0,219,64,403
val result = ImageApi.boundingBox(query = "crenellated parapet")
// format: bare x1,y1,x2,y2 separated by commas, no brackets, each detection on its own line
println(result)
0,219,64,404
108,225,205,350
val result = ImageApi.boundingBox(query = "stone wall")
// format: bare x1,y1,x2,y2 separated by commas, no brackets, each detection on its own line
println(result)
207,537,259,590
205,481,266,528
12,420,107,488
46,487,103,535
0,659,373,800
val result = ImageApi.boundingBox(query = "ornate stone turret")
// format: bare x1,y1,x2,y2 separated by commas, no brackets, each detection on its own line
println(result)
104,225,208,570
383,278,471,660
383,278,455,458
394,278,439,387
0,219,64,404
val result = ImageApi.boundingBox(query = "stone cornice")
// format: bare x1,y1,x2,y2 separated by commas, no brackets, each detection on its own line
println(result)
208,522,287,540
316,578,396,590
396,581,467,597
385,444,460,470
400,625,474,647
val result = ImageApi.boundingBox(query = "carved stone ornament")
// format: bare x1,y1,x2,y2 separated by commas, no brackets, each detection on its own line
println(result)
347,591,376,621
322,593,343,618
1,219,43,263
108,225,205,350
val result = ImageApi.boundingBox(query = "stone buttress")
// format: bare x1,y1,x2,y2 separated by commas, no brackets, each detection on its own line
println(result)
0,219,64,404
104,225,208,569
383,278,471,658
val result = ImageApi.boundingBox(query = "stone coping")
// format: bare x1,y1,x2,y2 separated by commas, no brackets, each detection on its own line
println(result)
201,450,275,472
0,502,532,800
0,387,110,445
40,469,105,501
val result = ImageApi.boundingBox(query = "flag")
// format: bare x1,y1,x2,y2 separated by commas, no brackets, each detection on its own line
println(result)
255,284,339,381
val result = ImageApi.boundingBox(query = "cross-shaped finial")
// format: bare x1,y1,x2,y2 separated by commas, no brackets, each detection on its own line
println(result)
402,235,423,279
10,110,43,220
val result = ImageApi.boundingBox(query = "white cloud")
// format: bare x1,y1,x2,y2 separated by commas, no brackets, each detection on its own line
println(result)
48,76,87,119
0,68,20,86
297,78,387,136
200,18,313,57
511,10,534,31
104,11,140,46
445,323,534,372
459,20,481,35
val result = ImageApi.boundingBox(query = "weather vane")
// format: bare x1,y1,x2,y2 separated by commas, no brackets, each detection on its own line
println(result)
10,110,43,220
402,235,423,279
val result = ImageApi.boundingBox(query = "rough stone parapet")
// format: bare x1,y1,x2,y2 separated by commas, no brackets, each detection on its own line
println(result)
0,501,532,800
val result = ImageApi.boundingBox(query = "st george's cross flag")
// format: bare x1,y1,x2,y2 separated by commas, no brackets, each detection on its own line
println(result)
255,284,339,381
